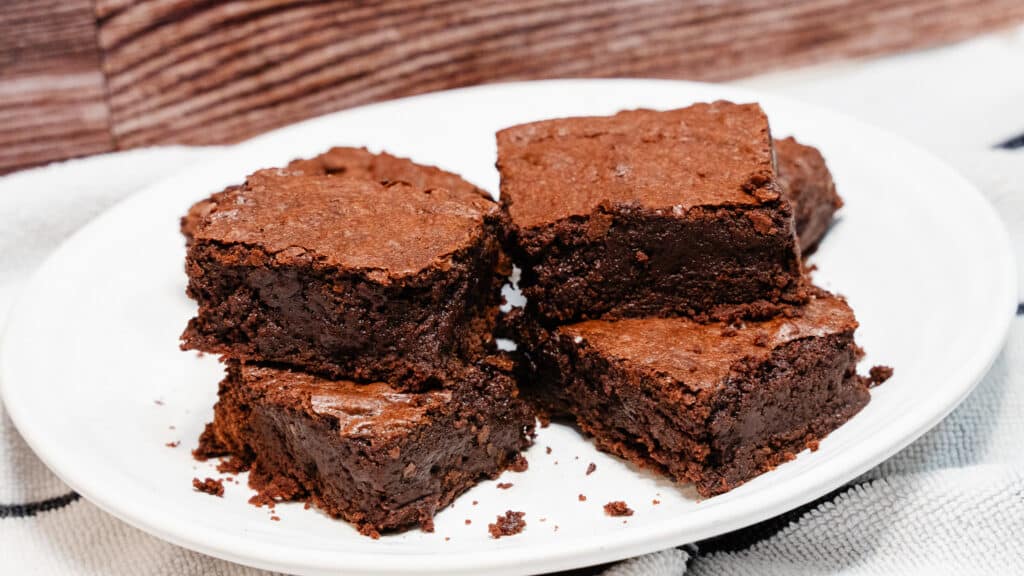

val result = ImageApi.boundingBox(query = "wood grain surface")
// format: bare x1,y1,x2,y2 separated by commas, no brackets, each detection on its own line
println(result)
4,0,1024,173
1,0,112,173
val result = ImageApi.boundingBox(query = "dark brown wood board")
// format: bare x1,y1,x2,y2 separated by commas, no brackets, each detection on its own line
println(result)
3,0,1023,173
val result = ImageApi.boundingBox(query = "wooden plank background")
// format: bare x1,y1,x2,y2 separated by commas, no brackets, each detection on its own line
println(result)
1,1,112,173
3,0,1024,174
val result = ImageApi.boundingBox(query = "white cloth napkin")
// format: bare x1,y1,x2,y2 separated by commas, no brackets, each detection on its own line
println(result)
2,26,1023,575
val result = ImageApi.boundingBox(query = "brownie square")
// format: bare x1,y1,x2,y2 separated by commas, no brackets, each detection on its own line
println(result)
515,291,872,497
775,137,843,254
195,358,535,537
181,148,509,389
497,101,805,324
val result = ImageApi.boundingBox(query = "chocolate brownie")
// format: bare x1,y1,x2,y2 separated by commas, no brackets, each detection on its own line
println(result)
497,101,805,323
775,137,843,254
195,358,535,537
488,510,526,538
515,291,873,497
181,186,239,244
181,148,509,388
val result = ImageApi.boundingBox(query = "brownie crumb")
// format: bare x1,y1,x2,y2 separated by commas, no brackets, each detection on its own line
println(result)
215,460,243,475
652,499,661,505
472,500,478,506
270,515,280,522
192,477,224,497
421,517,435,533
868,365,894,387
445,537,450,541
165,441,180,448
807,439,821,451
191,425,222,461
248,493,278,508
509,453,529,472
154,400,164,406
488,510,526,538
359,525,382,539
578,494,587,502
586,462,597,475
168,425,176,430
465,519,472,525
604,501,633,517
546,446,552,455
497,482,513,490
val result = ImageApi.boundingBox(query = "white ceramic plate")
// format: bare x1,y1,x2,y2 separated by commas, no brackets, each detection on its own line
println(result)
2,80,1016,575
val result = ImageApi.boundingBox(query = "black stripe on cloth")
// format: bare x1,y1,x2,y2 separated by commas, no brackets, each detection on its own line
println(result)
996,133,1024,150
694,481,865,555
0,492,80,518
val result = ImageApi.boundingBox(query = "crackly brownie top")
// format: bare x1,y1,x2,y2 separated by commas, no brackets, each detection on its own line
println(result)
497,101,779,229
181,148,490,240
238,364,453,442
287,147,492,201
558,293,856,388
190,152,499,276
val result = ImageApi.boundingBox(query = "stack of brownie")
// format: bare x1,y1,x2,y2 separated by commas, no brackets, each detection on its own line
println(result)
497,102,885,497
180,148,535,537
178,100,888,538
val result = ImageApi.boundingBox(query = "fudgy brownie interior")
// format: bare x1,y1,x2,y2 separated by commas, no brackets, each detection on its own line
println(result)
195,358,535,537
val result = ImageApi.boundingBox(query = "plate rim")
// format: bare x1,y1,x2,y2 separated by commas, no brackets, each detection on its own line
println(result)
2,78,1017,575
